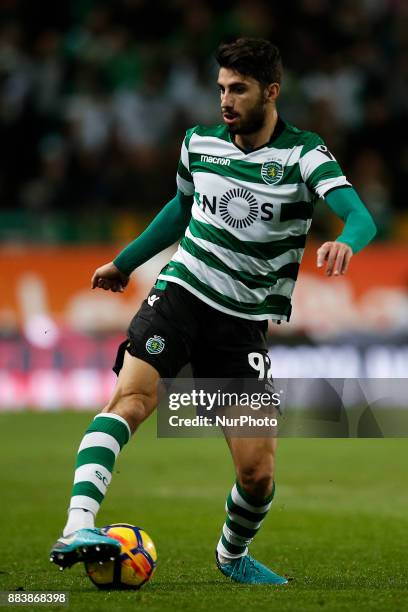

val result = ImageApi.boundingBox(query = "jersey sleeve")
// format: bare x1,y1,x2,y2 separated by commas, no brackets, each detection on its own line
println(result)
113,190,192,275
176,132,195,196
299,134,351,198
325,187,377,253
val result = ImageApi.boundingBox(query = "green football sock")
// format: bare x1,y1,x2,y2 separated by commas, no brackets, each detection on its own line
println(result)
217,481,275,560
63,413,131,535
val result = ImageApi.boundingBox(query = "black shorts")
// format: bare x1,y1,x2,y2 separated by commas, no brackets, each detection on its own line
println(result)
113,281,272,381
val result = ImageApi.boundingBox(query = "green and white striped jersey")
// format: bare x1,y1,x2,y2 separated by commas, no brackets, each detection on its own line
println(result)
158,118,351,321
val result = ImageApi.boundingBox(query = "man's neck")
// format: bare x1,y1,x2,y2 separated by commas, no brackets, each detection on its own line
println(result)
234,109,279,152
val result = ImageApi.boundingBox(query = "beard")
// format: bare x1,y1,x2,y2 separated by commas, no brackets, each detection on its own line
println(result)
227,97,267,135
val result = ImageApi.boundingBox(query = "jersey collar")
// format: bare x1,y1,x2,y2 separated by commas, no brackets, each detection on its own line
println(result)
229,116,286,154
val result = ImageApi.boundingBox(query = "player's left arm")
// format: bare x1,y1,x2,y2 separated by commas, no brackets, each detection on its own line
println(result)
317,186,377,276
299,137,377,276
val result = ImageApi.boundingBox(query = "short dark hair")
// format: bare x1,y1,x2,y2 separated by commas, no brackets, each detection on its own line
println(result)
215,38,282,86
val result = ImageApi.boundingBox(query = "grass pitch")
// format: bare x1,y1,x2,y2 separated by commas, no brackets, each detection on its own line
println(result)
0,412,407,612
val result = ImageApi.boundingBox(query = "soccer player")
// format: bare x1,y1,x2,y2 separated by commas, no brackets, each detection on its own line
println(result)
50,38,376,584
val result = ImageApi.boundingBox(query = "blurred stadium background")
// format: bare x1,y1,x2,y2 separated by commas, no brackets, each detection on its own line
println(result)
0,0,407,410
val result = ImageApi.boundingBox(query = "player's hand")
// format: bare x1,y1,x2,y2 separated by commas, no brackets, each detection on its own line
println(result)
91,261,130,292
316,241,353,276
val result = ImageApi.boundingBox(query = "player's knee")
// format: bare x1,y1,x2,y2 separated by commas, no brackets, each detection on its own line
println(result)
103,388,157,433
238,465,274,500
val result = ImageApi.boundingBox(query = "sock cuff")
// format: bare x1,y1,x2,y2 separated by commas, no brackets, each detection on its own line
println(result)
91,412,131,445
68,507,95,518
235,480,275,507
217,533,249,560
69,495,100,515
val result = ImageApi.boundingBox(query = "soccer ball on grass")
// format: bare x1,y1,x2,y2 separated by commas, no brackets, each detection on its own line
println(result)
85,523,157,590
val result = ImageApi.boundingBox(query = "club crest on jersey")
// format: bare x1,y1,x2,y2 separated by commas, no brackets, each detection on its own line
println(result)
146,335,165,355
261,160,284,185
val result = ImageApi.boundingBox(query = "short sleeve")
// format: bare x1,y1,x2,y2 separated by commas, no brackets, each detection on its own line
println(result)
299,134,351,198
176,133,195,196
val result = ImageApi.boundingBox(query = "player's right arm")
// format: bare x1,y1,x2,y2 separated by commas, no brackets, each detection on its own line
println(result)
92,131,195,292
91,190,193,292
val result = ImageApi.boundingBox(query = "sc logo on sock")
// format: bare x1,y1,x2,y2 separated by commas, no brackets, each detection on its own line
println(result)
95,471,109,487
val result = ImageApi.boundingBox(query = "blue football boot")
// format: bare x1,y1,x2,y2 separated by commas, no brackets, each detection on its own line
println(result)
49,528,121,570
216,551,288,585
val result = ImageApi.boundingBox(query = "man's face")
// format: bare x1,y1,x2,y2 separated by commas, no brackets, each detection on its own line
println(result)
217,67,267,135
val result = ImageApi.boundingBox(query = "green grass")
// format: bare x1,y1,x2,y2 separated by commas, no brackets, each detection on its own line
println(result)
0,412,407,612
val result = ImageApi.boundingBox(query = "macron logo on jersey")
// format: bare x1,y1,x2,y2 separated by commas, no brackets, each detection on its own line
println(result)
200,154,230,166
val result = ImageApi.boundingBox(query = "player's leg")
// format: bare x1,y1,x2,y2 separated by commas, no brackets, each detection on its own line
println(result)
50,282,196,569
219,434,276,559
192,308,287,584
225,434,276,503
50,353,160,569
63,352,160,536
215,434,286,584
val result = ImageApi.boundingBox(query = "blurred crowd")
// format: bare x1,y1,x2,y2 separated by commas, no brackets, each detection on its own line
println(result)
0,0,407,242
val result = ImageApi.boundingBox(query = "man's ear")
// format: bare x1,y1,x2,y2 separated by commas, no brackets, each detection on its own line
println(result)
265,82,280,102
